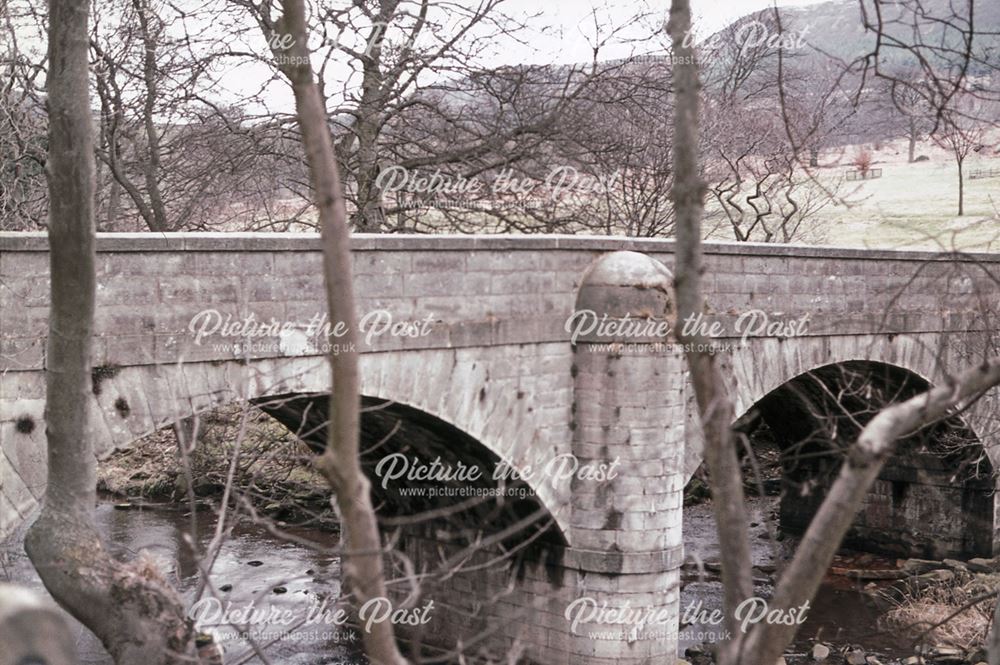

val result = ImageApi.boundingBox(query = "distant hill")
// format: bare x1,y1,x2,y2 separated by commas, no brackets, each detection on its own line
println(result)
712,0,1000,76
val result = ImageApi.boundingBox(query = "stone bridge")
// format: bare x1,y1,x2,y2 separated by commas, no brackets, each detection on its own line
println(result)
2,232,999,664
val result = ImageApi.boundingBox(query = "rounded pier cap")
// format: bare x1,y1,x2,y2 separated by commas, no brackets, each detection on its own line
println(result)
571,251,674,343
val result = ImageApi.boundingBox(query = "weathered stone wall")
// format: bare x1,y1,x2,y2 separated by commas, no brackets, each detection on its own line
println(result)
388,530,682,665
780,447,995,559
3,233,996,374
387,530,581,665
4,233,999,534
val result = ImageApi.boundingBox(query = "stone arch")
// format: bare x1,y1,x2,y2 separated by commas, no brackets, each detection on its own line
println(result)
728,335,944,424
255,392,568,552
684,333,1000,479
73,348,571,540
731,358,995,558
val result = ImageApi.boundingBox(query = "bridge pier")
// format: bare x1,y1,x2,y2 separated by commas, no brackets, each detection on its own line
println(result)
295,250,687,664
560,251,684,663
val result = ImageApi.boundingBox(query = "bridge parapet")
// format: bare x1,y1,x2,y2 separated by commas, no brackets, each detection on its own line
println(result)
2,233,996,376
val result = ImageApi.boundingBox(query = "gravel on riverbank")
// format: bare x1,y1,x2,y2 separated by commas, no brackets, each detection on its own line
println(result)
97,406,338,528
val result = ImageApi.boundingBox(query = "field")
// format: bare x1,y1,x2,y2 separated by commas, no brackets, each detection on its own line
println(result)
791,137,1000,252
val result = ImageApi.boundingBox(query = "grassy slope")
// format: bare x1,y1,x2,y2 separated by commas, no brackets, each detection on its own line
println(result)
825,165,1000,252
706,136,1000,252
817,139,1000,252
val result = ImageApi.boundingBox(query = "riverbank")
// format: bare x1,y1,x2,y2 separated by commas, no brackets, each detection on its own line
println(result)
681,497,998,665
97,406,338,529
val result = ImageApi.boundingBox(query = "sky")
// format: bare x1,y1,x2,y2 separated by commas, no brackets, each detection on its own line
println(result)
9,0,842,114
222,0,840,114
488,0,836,65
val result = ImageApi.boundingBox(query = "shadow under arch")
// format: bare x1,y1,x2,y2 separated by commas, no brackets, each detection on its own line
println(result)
733,360,995,559
253,393,568,559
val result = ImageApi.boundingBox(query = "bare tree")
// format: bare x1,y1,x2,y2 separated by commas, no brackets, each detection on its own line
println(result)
668,0,752,650
225,0,664,234
23,1,200,664
705,103,840,244
846,0,1000,217
702,10,788,106
262,1,406,662
88,0,303,232
878,75,934,163
933,99,990,216
435,58,680,237
0,1,47,230
697,14,858,245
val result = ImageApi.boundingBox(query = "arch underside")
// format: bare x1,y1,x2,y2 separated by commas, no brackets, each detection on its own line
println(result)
737,359,995,559
677,333,1000,559
254,392,567,554
724,332,1000,467
1,344,575,544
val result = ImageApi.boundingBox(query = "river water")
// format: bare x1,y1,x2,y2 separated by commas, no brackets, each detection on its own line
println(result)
1,500,362,664
681,498,917,661
1,496,916,663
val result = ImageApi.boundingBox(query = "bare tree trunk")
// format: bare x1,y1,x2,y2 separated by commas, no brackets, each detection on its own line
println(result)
105,178,121,227
958,158,965,216
271,2,406,663
353,118,387,233
24,2,198,663
908,116,917,163
134,0,168,231
667,0,753,651
988,595,1000,665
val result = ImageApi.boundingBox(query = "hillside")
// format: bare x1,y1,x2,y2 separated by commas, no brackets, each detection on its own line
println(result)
718,0,1000,76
